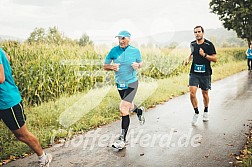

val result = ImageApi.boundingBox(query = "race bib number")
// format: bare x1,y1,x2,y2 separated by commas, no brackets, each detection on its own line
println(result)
117,82,128,90
194,64,206,73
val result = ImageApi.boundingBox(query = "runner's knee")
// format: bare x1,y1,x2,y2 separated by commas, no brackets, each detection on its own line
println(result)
120,103,130,116
202,91,208,97
120,107,130,116
13,125,31,142
190,92,197,99
15,132,30,142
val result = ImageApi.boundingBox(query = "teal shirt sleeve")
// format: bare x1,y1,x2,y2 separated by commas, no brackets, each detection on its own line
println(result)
104,48,115,64
136,49,142,63
0,49,4,65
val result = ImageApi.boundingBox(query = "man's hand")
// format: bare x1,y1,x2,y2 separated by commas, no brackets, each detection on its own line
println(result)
112,63,120,71
185,59,190,65
103,63,120,71
185,54,193,65
131,62,140,70
199,48,205,57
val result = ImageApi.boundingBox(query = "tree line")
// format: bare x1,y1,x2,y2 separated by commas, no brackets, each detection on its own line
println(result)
210,0,252,47
27,26,93,46
6,0,252,48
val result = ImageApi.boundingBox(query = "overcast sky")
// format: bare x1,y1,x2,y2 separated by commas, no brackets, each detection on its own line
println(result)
0,0,223,43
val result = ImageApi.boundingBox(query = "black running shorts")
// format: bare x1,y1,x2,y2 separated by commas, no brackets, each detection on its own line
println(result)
189,73,211,91
117,81,138,103
0,102,26,131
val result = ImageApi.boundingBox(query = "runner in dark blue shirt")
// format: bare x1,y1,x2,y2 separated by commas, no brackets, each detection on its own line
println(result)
185,26,217,125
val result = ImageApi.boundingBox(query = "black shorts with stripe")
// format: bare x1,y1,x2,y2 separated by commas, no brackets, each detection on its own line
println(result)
0,102,26,131
118,80,138,103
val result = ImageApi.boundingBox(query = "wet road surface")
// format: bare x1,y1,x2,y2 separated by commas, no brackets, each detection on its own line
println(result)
5,71,252,167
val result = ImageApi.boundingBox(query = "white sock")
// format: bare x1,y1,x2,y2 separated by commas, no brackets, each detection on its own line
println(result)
38,152,46,162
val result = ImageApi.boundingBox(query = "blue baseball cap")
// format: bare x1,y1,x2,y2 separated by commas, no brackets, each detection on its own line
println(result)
115,30,131,38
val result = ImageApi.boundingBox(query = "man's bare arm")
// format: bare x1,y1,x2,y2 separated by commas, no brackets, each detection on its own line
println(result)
185,54,193,65
0,64,5,83
103,64,120,71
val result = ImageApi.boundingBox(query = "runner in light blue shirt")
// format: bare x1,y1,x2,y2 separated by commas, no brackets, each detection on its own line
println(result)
246,43,252,71
104,30,145,149
104,44,142,85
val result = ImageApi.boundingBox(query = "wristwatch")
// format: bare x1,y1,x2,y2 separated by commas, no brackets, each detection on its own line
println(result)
204,53,207,58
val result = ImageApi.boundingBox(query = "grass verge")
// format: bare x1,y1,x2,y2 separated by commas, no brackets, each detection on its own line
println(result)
235,126,252,166
0,60,247,165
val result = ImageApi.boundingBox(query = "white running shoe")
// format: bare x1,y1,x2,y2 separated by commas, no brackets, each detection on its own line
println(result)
192,113,199,125
112,136,126,149
203,112,209,122
39,153,52,167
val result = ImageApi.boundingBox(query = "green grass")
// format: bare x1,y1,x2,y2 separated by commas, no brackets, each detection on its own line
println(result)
237,130,252,167
0,60,247,162
0,45,248,164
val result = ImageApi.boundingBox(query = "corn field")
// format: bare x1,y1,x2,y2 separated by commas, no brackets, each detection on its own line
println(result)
0,41,246,106
0,41,247,162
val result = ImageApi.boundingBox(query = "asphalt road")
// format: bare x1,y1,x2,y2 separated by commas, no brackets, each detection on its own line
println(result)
5,71,252,167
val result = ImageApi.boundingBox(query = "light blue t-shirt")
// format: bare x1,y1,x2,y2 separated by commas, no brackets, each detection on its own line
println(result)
247,48,252,59
104,45,142,84
0,48,22,110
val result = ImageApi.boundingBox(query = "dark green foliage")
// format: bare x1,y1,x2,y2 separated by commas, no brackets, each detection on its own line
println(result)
210,0,252,46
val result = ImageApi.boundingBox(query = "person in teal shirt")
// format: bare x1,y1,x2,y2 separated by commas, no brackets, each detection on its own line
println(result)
0,48,52,166
0,49,21,109
246,43,252,71
104,30,145,149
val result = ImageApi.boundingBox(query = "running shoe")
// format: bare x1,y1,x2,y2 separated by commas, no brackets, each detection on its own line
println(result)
137,106,145,125
112,135,126,149
39,153,52,167
192,113,199,125
203,112,209,122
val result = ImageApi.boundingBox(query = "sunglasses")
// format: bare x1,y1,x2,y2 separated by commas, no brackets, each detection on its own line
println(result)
194,31,202,33
118,37,126,40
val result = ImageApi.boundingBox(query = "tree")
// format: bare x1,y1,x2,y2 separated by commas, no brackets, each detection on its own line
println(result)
209,0,252,46
27,27,66,45
27,27,94,46
78,33,93,47
46,26,65,45
27,28,46,44
168,42,178,49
